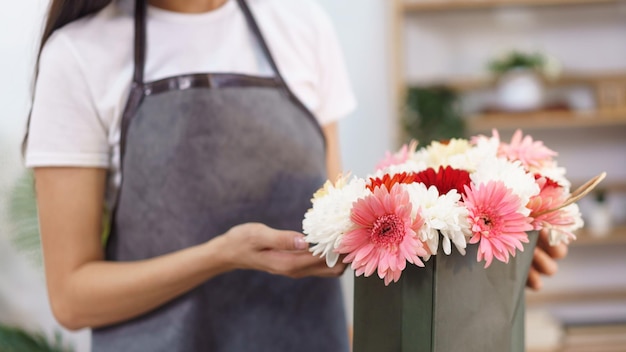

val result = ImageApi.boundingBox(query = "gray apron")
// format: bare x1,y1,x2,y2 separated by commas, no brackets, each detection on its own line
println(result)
92,0,349,351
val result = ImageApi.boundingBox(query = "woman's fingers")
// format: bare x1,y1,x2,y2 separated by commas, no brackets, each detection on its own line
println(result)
527,267,543,290
532,247,559,277
537,229,568,260
289,256,347,278
261,250,345,278
260,229,308,252
229,223,308,252
224,223,345,278
526,246,558,290
524,229,569,289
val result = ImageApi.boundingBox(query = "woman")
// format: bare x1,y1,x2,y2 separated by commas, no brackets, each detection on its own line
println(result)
26,0,353,351
26,0,565,351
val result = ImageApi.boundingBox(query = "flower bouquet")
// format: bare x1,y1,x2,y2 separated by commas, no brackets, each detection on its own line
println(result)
303,129,604,352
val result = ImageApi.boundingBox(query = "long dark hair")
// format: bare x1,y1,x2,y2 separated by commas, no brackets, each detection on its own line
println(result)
22,0,113,155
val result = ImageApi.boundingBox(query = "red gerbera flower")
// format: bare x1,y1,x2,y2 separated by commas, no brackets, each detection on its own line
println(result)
413,166,471,196
367,172,419,192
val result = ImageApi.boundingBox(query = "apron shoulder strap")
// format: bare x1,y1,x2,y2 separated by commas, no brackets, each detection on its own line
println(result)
235,0,288,85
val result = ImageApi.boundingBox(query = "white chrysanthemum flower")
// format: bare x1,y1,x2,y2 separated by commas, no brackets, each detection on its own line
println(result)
411,147,430,167
303,176,369,267
471,157,540,215
372,160,428,179
405,183,471,259
413,139,472,169
460,134,500,171
547,203,584,246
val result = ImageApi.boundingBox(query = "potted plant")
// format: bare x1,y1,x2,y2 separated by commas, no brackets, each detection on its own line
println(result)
488,50,560,112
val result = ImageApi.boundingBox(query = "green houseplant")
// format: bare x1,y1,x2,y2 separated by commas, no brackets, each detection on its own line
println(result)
402,86,466,146
0,325,72,352
1,171,74,352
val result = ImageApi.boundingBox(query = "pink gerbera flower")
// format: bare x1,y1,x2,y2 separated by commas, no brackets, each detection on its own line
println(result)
339,184,427,285
528,175,567,230
463,181,533,267
498,129,557,170
375,140,418,170
528,175,580,244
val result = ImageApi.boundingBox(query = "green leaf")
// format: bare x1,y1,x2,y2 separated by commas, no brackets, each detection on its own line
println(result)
6,170,112,266
488,50,545,75
0,325,73,352
402,86,466,146
7,171,42,267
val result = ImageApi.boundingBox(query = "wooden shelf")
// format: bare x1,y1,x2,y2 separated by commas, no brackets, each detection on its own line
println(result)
403,0,623,12
529,323,626,352
571,226,626,247
562,325,626,352
411,71,626,93
466,108,626,132
527,288,626,305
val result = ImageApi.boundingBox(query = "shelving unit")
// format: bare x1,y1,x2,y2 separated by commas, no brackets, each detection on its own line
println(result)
527,287,626,305
411,71,626,93
467,108,626,133
391,1,626,349
402,0,624,12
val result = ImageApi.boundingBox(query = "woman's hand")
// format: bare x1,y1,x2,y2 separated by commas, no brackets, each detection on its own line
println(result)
215,223,347,279
526,229,568,290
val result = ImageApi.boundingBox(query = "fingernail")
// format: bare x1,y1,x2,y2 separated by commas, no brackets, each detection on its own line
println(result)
294,237,307,250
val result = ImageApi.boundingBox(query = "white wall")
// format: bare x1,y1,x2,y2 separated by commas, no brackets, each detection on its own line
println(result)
315,0,396,324
316,0,396,176
404,4,626,81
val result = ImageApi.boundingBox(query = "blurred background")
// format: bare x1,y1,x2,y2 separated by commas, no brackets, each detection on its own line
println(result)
1,0,625,351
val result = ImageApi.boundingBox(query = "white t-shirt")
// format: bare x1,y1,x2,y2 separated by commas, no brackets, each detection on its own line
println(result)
26,0,356,208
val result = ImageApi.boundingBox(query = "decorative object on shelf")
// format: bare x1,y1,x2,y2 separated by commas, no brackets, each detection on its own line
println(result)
303,129,605,351
402,86,465,146
595,78,626,111
488,51,561,112
587,189,612,237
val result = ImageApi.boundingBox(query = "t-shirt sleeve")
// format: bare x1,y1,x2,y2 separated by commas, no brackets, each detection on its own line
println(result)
310,3,357,126
25,32,109,168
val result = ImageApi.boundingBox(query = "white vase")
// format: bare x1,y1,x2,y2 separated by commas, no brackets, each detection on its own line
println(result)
588,203,612,237
496,70,544,112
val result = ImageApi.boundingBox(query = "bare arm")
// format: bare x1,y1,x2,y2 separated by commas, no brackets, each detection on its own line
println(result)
322,122,342,181
35,167,343,331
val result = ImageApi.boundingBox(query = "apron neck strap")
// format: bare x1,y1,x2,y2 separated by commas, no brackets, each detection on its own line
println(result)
131,0,288,86
235,0,286,84
133,0,147,85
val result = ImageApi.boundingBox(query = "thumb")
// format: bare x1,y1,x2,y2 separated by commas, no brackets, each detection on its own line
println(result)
262,229,308,251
